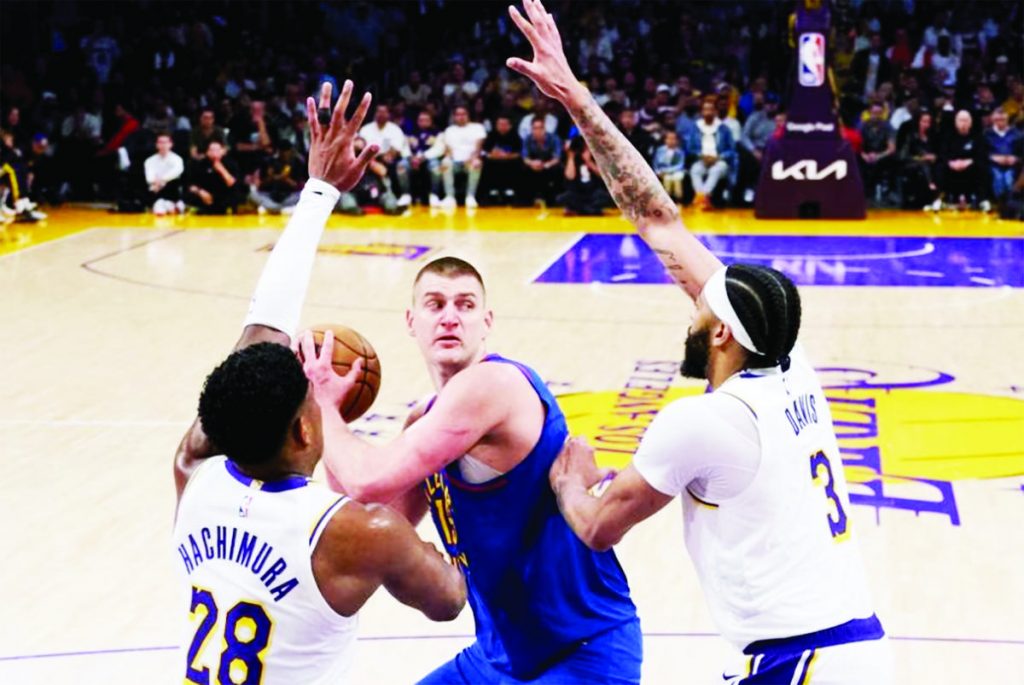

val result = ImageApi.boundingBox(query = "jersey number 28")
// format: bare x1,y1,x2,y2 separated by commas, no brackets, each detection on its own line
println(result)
186,586,274,685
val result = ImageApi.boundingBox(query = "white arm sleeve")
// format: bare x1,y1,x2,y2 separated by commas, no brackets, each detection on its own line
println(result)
242,178,340,339
632,392,761,501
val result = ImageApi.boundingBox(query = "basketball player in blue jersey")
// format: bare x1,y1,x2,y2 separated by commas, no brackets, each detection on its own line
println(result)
172,81,465,684
301,253,641,683
504,1,892,682
301,204,639,682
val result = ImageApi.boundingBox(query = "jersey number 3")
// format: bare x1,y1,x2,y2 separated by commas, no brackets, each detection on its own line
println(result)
186,586,274,685
810,451,849,542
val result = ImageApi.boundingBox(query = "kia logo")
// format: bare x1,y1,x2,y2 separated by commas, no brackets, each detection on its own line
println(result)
771,160,848,181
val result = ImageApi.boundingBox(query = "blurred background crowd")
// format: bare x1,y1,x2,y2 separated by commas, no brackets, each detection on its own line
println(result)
1,0,1022,220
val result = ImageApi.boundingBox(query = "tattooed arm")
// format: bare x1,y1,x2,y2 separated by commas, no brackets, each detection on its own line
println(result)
506,0,722,300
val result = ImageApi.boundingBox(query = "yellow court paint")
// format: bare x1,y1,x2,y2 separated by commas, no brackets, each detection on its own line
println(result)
1,205,1021,261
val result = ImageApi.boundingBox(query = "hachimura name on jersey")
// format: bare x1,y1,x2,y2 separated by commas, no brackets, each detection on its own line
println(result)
176,525,299,601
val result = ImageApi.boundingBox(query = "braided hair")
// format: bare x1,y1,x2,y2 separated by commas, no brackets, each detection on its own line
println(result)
724,264,802,369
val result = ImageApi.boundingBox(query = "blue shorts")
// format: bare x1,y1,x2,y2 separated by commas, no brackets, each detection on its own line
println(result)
416,619,642,685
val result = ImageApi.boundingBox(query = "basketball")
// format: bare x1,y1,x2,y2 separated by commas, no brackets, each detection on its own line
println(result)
310,324,382,422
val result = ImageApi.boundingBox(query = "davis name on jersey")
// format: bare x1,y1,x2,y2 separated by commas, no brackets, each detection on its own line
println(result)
785,392,819,436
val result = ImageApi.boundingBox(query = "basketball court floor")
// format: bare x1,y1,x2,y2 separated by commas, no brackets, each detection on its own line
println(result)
1,206,1021,684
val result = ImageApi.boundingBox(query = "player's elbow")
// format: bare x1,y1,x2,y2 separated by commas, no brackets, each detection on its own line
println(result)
429,579,467,622
636,215,681,240
582,521,622,553
344,477,393,505
425,600,463,623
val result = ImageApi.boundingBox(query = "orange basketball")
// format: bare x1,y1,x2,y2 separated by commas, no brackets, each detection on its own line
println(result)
310,324,382,422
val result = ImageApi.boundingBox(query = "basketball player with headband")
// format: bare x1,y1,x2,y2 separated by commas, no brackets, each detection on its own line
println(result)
505,1,891,682
172,80,465,685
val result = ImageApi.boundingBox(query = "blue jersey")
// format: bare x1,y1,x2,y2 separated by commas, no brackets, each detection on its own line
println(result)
423,354,638,679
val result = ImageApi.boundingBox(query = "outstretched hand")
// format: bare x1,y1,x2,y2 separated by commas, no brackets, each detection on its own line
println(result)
506,0,579,101
306,80,379,191
298,329,364,419
550,436,615,493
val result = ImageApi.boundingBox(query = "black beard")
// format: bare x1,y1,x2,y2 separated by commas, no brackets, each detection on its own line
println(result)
679,326,711,379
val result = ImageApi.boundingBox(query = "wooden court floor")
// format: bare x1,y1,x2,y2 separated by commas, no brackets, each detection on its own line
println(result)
0,207,1021,684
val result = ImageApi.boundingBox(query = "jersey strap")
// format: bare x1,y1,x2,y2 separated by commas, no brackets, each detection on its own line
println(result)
308,495,350,548
224,459,311,492
743,614,884,655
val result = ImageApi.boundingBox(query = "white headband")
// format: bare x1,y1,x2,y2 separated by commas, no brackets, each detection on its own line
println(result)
702,267,762,355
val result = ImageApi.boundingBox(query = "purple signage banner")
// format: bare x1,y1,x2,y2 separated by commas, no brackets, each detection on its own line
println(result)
534,233,1024,288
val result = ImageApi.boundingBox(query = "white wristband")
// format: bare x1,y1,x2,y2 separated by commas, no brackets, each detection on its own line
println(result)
242,178,340,339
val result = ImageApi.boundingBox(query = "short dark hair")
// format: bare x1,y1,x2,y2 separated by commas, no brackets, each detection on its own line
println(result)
724,264,801,369
156,131,172,140
413,256,485,294
198,343,309,466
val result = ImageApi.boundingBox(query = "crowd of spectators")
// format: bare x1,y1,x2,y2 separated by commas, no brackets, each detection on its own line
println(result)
1,0,1022,222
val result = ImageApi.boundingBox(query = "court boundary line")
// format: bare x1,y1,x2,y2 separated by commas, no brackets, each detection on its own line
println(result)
525,231,585,284
0,227,99,262
73,228,1024,327
2,632,1021,663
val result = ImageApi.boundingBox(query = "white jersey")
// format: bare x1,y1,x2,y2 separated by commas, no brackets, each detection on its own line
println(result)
634,344,875,649
173,457,358,685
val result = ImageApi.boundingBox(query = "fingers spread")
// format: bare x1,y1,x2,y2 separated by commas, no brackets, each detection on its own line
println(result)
544,11,561,42
318,81,333,112
306,96,320,140
523,0,546,28
299,331,317,369
346,356,364,381
347,91,373,135
354,142,380,173
506,57,539,80
508,5,540,45
334,79,354,130
320,328,335,361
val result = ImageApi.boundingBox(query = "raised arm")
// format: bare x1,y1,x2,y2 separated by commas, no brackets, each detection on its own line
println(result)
174,81,378,503
506,0,722,300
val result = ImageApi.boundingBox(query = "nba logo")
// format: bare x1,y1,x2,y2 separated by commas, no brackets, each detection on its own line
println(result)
239,495,253,518
799,33,826,87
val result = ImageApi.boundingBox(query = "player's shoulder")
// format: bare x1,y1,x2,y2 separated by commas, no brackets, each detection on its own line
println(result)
433,360,535,418
452,357,530,390
179,455,227,498
317,500,408,569
660,390,721,418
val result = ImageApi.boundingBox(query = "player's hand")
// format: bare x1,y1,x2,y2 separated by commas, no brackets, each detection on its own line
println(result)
506,0,579,102
550,436,613,492
298,329,364,419
306,81,379,192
